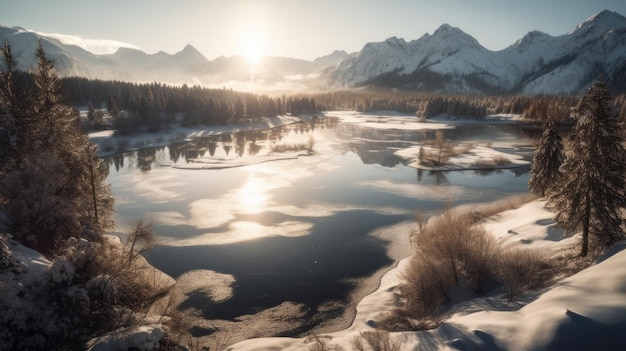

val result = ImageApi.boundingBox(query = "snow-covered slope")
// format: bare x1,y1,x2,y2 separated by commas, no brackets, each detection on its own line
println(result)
330,10,626,95
2,10,625,94
228,200,626,351
0,25,210,83
0,25,347,90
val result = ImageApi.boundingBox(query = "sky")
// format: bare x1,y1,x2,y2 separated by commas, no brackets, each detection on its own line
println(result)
2,0,626,61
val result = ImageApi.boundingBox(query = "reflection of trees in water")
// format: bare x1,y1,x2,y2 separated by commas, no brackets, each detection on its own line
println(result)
233,133,246,157
110,155,124,172
336,123,420,167
105,117,335,172
430,170,449,185
473,168,503,177
416,166,529,184
208,139,217,156
512,166,530,177
220,134,232,156
137,149,157,172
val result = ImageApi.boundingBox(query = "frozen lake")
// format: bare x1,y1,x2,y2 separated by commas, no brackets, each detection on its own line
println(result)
105,113,537,341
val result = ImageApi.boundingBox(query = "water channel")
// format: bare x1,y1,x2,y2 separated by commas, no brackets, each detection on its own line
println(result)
105,114,538,342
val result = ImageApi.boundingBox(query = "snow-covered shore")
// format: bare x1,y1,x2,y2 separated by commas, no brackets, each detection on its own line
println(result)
396,145,530,171
227,200,626,351
80,111,626,350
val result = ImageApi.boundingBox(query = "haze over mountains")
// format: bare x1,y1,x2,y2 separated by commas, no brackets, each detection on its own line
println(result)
2,9,625,95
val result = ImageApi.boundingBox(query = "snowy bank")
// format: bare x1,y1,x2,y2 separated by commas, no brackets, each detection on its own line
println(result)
427,113,529,124
395,145,530,171
325,110,453,130
227,200,626,351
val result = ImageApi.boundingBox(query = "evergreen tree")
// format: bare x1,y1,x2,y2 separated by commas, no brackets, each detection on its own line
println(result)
550,78,626,257
107,94,120,118
0,41,113,254
529,119,564,196
0,39,24,159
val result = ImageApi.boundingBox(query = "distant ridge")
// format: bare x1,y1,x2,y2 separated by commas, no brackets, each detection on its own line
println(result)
2,10,625,94
329,9,626,94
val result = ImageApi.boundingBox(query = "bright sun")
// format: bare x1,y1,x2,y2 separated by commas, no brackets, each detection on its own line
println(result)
245,39,263,66
241,26,267,67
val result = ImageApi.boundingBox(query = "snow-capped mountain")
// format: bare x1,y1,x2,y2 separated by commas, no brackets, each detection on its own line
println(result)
0,25,211,83
330,10,626,94
1,10,625,94
0,25,349,90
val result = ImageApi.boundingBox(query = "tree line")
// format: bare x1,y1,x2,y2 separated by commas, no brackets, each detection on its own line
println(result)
61,77,318,134
313,90,626,122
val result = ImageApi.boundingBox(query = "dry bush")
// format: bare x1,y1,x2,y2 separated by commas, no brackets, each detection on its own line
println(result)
397,196,559,333
399,250,450,320
88,238,171,313
471,155,510,168
306,333,344,351
378,308,442,332
491,155,510,165
496,247,554,301
352,330,400,351
271,135,315,153
415,208,472,286
461,226,500,293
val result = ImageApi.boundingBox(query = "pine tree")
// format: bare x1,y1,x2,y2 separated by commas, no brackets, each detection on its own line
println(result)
107,94,120,118
0,41,113,253
0,39,23,159
529,119,564,197
550,78,626,257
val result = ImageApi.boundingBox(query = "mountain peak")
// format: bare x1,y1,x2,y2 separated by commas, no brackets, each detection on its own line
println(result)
572,10,626,36
174,44,208,65
431,23,481,48
510,30,552,49
383,36,407,47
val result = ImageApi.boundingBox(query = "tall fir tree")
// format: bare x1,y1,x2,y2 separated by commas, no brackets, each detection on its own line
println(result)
0,39,23,160
550,78,626,257
0,41,113,253
529,119,564,197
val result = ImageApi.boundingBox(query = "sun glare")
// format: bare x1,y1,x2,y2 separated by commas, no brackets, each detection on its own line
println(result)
246,39,263,66
241,26,267,67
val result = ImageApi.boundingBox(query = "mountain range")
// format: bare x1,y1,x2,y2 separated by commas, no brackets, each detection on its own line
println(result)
2,10,626,95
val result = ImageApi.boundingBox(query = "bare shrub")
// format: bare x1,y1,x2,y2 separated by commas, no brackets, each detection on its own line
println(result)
379,308,442,332
416,207,472,286
352,330,400,351
306,333,344,351
491,155,510,165
88,235,170,314
461,226,499,293
399,250,450,321
270,135,315,153
496,247,554,301
123,220,156,268
472,155,510,168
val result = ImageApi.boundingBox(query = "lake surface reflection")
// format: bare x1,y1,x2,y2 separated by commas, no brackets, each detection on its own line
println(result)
105,116,536,340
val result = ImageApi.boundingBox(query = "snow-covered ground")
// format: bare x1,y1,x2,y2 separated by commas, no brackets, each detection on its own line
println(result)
80,111,626,350
325,110,453,130
395,145,530,171
227,200,626,351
